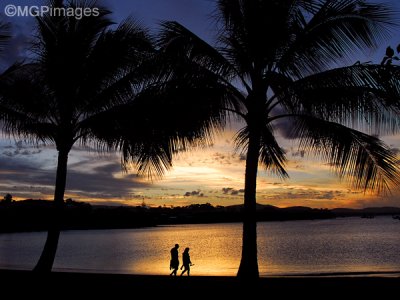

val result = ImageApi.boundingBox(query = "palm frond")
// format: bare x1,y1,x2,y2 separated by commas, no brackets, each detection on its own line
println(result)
33,0,114,106
78,17,156,116
159,21,247,119
159,21,236,80
260,126,289,179
77,69,232,177
277,0,395,78
279,64,400,134
292,115,400,193
0,63,57,142
234,125,288,178
215,0,293,75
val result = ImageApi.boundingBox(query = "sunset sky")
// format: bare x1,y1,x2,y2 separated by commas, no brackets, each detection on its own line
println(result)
1,0,400,208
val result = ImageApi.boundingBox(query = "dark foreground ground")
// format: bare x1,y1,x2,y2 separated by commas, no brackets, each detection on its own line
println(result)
0,269,399,297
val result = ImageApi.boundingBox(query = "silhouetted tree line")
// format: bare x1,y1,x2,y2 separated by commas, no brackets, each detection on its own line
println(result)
0,199,153,232
0,199,339,233
3,199,399,233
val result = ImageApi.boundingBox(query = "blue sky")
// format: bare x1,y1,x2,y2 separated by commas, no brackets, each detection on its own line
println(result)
0,0,400,208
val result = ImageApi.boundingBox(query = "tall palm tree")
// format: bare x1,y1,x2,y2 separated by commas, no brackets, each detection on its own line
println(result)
0,0,224,273
159,0,400,280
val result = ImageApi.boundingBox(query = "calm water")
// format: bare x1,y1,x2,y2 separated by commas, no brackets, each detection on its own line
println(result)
0,216,399,276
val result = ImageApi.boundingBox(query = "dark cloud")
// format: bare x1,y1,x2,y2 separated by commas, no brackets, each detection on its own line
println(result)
268,105,299,140
292,150,305,158
184,190,204,197
0,151,53,198
213,152,233,165
2,140,42,157
222,187,244,196
222,187,233,194
65,163,151,199
0,139,155,199
197,152,246,167
315,191,337,200
268,189,345,201
0,149,151,199
293,164,305,169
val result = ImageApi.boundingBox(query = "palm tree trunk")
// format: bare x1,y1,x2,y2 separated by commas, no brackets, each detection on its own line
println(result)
237,132,260,280
33,148,69,273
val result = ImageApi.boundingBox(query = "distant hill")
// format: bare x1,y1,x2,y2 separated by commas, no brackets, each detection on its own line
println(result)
0,199,399,233
228,203,400,216
332,206,400,217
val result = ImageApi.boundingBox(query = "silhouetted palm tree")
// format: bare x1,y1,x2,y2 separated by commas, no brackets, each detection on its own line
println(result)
0,0,224,273
159,0,400,280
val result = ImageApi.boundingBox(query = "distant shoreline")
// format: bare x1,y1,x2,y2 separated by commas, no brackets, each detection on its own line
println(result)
2,199,400,233
0,214,397,234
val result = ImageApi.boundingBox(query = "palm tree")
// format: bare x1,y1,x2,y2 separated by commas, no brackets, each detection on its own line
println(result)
0,0,224,273
159,0,400,280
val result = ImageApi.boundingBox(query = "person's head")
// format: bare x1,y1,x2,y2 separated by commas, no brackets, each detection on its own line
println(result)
175,244,179,249
184,247,189,253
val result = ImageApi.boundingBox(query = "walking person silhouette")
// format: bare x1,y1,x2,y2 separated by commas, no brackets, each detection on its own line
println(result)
169,244,179,276
180,247,192,276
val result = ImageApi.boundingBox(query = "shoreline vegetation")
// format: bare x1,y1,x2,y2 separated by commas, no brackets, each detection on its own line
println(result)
0,269,399,295
1,199,399,233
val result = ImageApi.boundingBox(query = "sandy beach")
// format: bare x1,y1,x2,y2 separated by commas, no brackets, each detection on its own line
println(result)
1,269,399,297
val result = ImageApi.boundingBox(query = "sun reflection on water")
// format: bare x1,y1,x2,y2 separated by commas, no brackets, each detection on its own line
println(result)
1,217,399,276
